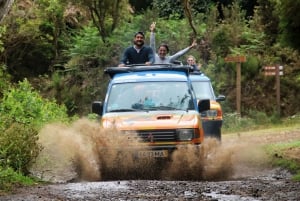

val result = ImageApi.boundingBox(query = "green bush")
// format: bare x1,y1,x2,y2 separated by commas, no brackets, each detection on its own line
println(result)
266,141,300,181
222,112,256,133
0,64,11,98
0,79,69,129
0,123,41,173
247,110,271,125
0,166,35,192
0,79,69,173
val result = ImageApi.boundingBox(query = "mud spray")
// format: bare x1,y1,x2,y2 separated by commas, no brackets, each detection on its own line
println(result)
30,119,270,182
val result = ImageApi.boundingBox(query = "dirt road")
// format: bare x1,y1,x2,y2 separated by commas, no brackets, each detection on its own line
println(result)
1,120,300,201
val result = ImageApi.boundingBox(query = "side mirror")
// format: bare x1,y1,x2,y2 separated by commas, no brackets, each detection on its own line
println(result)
198,99,210,113
216,95,226,102
92,101,103,116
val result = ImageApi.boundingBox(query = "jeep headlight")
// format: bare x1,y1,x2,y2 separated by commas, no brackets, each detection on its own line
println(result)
201,110,218,118
177,129,194,141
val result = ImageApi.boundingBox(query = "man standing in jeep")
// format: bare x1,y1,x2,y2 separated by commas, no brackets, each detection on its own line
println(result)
119,32,155,67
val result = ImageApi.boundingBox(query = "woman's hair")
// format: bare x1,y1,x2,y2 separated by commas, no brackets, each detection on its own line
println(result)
158,43,169,53
187,55,196,61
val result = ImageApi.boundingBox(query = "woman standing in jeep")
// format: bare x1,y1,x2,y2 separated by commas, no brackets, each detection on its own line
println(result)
150,22,197,64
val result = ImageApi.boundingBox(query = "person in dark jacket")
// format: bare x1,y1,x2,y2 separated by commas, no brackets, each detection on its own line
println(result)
119,32,154,67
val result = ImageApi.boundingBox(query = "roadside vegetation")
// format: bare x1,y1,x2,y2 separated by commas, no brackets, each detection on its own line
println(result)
223,113,300,181
0,80,71,193
266,141,300,181
0,0,300,194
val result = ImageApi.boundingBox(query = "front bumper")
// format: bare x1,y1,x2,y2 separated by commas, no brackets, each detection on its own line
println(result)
202,119,222,140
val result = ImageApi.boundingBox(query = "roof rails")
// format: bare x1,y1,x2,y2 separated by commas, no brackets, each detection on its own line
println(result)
104,65,193,78
190,71,203,75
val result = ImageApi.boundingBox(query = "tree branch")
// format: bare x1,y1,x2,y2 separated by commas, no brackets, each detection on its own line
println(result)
182,0,197,38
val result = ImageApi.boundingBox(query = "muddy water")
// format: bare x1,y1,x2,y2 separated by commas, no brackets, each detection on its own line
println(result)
30,118,270,183
2,120,300,200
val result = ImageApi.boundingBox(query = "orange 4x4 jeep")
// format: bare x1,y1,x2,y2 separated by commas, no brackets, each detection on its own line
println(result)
92,65,210,158
190,72,225,140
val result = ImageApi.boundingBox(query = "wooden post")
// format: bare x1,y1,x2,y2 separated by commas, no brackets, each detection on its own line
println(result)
224,55,246,116
263,65,283,116
236,62,241,115
275,64,280,116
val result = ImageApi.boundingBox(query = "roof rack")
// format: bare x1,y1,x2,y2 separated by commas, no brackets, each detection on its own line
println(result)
104,65,193,78
190,71,203,75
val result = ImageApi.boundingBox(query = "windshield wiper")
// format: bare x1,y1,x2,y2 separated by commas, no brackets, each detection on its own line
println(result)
108,108,141,112
146,105,180,111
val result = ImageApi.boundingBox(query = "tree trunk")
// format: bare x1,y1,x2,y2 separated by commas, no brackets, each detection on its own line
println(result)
0,0,14,23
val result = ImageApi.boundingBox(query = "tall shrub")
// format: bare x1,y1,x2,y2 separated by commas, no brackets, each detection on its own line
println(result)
0,79,69,173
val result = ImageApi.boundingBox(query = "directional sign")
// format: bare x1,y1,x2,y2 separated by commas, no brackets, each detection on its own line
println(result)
264,71,283,76
262,65,283,116
263,66,283,71
263,66,284,76
224,55,246,63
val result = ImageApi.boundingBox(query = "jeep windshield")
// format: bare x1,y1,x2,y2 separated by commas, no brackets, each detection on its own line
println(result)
106,81,195,112
191,81,215,100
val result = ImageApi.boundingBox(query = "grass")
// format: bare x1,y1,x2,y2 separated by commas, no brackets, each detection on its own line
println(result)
0,166,37,195
222,112,300,134
266,141,300,181
222,112,300,181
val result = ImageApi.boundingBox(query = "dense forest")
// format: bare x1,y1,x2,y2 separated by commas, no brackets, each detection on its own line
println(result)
0,0,300,185
1,0,300,117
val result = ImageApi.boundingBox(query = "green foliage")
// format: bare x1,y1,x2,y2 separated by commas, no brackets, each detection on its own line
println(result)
152,0,212,19
282,114,300,126
65,24,107,67
36,0,68,46
222,111,300,134
0,166,35,192
276,0,300,50
1,0,70,80
0,79,69,173
241,56,260,78
0,27,11,97
222,112,256,133
71,0,131,42
42,67,108,116
1,0,300,118
0,79,69,129
0,26,5,53
67,25,102,58
222,110,281,133
0,123,41,173
266,141,300,181
0,64,11,98
255,0,279,45
152,0,183,19
211,28,233,57
247,110,273,125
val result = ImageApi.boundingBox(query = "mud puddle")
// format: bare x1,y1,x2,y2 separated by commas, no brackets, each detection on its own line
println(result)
2,121,300,200
29,118,271,183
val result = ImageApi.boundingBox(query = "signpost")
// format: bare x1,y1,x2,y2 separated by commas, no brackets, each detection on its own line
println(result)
224,55,246,115
263,65,284,116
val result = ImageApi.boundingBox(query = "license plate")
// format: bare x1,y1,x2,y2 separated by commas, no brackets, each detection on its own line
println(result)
137,150,168,158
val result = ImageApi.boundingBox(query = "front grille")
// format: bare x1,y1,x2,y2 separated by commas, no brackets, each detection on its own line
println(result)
136,129,177,142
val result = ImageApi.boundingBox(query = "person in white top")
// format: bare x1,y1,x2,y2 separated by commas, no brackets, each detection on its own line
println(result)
149,22,197,64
